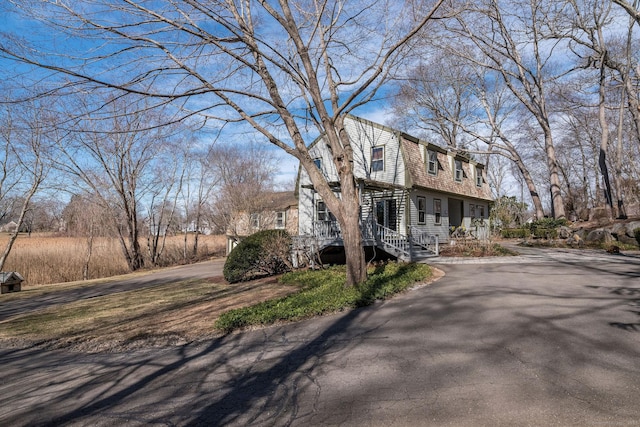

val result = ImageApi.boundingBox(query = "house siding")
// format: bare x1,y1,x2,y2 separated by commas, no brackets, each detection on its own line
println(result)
296,115,493,247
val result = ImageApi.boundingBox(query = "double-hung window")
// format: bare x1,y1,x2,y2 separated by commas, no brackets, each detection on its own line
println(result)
316,201,329,222
250,213,260,229
275,211,285,229
476,166,483,187
417,197,426,224
434,199,442,225
371,146,384,172
454,159,463,182
427,150,438,175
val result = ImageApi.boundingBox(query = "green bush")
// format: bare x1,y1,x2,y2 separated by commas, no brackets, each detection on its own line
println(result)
529,218,568,229
501,228,531,239
634,228,640,246
527,218,566,239
223,229,292,283
531,227,558,239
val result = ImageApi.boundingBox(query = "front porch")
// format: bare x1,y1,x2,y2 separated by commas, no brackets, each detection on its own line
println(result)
294,219,439,263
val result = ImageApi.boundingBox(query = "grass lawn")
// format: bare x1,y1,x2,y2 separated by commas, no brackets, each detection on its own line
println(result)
0,262,433,352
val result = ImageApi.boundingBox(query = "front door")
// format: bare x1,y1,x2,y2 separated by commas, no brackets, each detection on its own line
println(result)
376,199,397,231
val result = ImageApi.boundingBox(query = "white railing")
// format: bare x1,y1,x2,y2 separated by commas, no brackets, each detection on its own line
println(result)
409,226,439,256
307,220,438,260
374,223,410,258
312,220,341,239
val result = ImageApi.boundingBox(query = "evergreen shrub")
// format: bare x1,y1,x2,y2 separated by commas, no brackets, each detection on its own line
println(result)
223,229,292,283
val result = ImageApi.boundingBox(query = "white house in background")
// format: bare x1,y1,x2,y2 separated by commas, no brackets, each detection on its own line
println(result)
296,115,493,262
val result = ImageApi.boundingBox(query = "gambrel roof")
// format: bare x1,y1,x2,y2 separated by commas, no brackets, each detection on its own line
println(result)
400,135,492,202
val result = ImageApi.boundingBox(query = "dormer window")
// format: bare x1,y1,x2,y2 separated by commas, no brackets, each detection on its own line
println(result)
313,158,322,170
371,146,384,172
427,150,438,175
454,159,463,182
476,166,483,187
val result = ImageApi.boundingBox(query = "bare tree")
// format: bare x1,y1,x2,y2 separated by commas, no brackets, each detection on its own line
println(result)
0,0,446,285
53,96,184,271
181,144,221,260
393,54,547,219
0,100,51,271
208,143,279,236
440,0,568,218
62,194,115,279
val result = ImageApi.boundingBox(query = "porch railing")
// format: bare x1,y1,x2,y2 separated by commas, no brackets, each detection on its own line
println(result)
374,223,410,257
308,220,439,260
313,220,341,239
409,226,440,256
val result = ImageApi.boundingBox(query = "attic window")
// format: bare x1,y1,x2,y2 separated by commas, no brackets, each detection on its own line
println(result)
371,146,384,172
427,150,438,175
476,166,483,187
313,158,322,170
454,160,463,182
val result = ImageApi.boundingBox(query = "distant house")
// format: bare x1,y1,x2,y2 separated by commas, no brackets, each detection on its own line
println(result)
226,191,299,255
296,115,493,262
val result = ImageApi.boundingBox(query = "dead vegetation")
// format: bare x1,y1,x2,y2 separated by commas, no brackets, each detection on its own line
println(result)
0,233,226,286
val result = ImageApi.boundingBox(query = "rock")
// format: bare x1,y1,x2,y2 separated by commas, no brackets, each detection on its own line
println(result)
585,229,614,244
573,229,588,240
624,221,640,237
558,226,572,239
609,222,627,238
566,233,583,247
618,234,639,247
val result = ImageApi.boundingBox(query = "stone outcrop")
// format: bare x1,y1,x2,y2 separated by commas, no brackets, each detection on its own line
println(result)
571,218,640,248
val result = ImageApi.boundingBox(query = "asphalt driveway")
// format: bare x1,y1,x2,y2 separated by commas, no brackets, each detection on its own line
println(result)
1,248,639,426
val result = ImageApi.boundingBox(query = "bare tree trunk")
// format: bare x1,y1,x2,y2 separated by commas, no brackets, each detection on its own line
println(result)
597,60,614,216
513,156,545,220
0,187,38,271
615,92,628,219
338,178,367,287
82,225,94,280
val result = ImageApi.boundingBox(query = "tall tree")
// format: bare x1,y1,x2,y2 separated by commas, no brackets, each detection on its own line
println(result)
393,54,547,219
0,100,51,271
440,0,568,218
53,96,183,271
0,0,446,286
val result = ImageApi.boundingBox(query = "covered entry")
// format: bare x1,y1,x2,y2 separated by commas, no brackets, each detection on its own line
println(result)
448,198,463,228
376,199,397,231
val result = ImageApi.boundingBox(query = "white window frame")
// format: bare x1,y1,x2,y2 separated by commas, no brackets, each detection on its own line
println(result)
316,200,329,222
476,166,483,187
275,211,286,229
427,150,438,175
434,198,442,225
371,146,385,172
454,159,463,182
417,196,426,224
250,212,260,229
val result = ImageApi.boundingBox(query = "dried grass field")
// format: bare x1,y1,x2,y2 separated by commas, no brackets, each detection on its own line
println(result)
0,233,226,286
